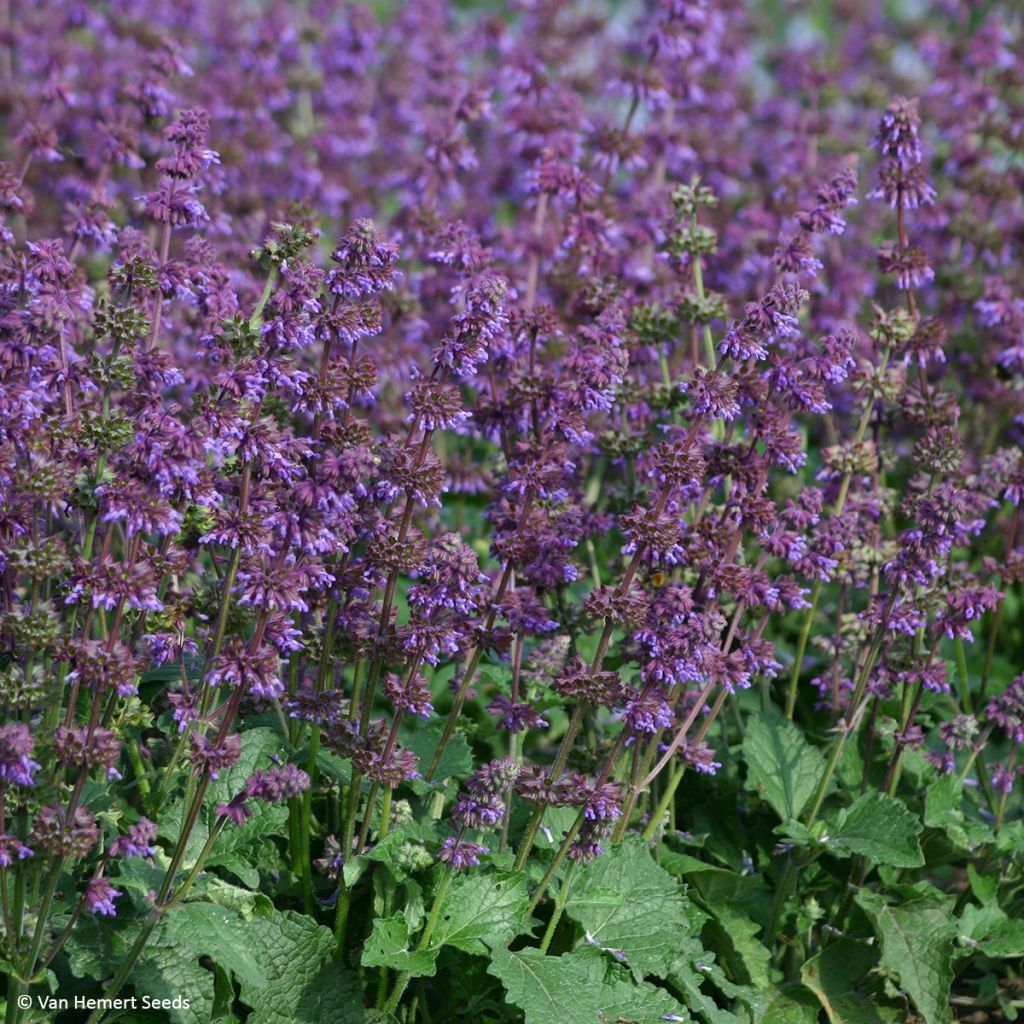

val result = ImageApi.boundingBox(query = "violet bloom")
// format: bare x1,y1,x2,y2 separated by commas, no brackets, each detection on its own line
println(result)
487,695,548,732
85,877,121,917
437,837,488,870
0,835,33,867
326,219,401,299
0,724,40,786
622,688,675,734
987,675,1024,743
217,764,311,825
205,638,283,699
992,761,1020,796
189,733,242,779
112,819,159,859
384,671,434,719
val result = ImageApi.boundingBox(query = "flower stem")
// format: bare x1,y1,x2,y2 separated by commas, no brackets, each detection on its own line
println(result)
539,863,574,954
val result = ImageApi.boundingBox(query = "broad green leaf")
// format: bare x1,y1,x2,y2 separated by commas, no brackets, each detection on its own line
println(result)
566,836,704,980
133,943,215,1024
658,850,768,913
361,914,438,977
487,944,690,1024
208,803,288,860
402,719,472,785
668,942,744,1024
315,749,352,784
162,902,266,987
192,874,273,918
856,891,955,1024
966,863,998,904
772,820,818,849
801,940,882,1024
828,792,924,868
207,852,259,889
923,774,962,828
923,775,992,850
430,870,531,955
65,914,142,981
703,902,772,991
742,713,824,820
993,820,1024,855
237,910,366,1024
157,799,211,871
213,963,243,1024
958,903,1024,958
761,987,821,1024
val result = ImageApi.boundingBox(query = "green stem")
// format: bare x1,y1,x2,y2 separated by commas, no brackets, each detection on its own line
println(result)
5,974,25,1024
765,857,797,947
524,809,585,919
994,745,1016,834
955,638,972,715
379,787,393,842
786,579,823,719
641,762,685,843
689,217,716,372
299,724,320,914
539,864,574,954
248,265,278,330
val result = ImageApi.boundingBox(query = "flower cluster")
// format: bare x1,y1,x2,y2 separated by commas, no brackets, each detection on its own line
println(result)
0,0,1022,1021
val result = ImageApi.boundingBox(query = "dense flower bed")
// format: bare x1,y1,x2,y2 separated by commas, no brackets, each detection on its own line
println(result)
1,1,1023,1021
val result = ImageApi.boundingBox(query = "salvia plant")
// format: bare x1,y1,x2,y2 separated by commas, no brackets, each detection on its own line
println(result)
0,0,1023,1022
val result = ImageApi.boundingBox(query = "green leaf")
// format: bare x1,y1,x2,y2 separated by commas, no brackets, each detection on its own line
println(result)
402,719,472,785
923,775,993,850
133,943,215,1024
742,713,824,820
192,874,273,918
923,774,962,828
361,914,438,977
566,836,704,980
487,944,690,1024
430,870,531,955
162,902,266,988
966,863,997,905
213,963,243,1024
206,852,260,889
801,940,882,1023
65,914,142,981
668,942,744,1024
315,750,352,784
856,891,955,1024
237,910,366,1024
703,902,772,991
761,987,821,1024
958,903,1024,958
828,792,924,868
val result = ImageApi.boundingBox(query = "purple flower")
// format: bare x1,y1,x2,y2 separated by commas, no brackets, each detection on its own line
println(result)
112,819,159,859
86,878,121,917
0,724,40,786
872,96,925,168
326,219,401,299
0,835,33,867
487,695,548,732
437,837,488,870
622,688,675,734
